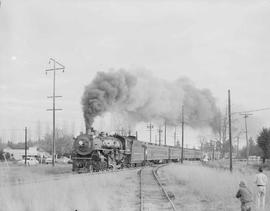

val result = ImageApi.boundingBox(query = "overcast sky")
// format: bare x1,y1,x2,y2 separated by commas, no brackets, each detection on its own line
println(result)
1,0,270,147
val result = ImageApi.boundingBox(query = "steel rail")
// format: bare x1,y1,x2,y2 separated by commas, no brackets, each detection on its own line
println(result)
152,165,176,211
139,168,143,211
139,164,176,211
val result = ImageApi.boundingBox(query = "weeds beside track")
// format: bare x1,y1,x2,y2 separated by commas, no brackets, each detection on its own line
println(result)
139,164,176,211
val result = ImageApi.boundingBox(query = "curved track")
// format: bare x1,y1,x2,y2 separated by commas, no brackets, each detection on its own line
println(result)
139,165,176,211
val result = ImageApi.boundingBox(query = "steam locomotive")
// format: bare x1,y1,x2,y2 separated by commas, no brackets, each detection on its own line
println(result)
72,131,202,172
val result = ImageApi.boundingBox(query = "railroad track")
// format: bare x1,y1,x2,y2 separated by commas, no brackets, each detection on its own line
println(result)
139,165,176,211
0,166,142,187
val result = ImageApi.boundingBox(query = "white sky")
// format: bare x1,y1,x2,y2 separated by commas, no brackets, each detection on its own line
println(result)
1,0,270,147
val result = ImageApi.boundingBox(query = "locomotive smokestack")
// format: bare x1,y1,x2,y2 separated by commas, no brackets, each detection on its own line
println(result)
82,69,221,132
85,127,95,135
86,127,90,135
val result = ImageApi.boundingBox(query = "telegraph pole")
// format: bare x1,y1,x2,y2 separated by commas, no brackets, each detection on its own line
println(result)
45,58,65,167
147,122,154,143
174,127,177,146
181,105,184,164
228,90,232,172
128,126,131,136
240,113,252,164
158,126,163,146
164,120,167,145
237,136,240,158
25,127,27,166
212,140,215,160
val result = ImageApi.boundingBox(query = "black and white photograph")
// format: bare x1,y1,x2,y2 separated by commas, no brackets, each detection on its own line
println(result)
0,0,270,210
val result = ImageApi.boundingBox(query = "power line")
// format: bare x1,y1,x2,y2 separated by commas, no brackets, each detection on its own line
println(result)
232,107,270,115
186,107,270,124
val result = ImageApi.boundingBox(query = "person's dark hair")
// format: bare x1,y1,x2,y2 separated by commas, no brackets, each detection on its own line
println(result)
259,167,263,172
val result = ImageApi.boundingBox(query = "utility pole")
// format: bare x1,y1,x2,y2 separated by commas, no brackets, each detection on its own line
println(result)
25,127,27,166
128,127,131,136
45,58,65,167
181,105,184,164
174,127,177,146
158,126,163,146
240,113,252,164
36,120,41,144
147,122,154,143
237,136,240,158
228,90,232,172
164,120,167,145
212,140,215,160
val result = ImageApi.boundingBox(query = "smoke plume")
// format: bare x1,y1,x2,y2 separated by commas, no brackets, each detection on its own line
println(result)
82,69,221,132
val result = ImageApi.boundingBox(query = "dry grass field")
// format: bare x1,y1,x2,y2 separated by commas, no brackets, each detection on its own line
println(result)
2,162,269,211
0,166,139,211
159,163,270,211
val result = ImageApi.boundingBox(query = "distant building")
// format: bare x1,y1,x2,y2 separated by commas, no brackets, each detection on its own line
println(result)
3,146,50,160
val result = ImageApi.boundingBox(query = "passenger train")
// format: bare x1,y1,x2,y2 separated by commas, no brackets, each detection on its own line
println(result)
72,131,202,172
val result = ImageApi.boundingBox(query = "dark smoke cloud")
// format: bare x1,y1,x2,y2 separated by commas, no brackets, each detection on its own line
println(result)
82,69,221,132
82,70,137,130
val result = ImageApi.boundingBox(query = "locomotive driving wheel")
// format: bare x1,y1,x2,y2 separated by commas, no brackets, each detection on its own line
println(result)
93,161,108,172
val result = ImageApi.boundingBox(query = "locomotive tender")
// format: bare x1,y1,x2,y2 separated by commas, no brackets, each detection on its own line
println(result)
72,131,202,172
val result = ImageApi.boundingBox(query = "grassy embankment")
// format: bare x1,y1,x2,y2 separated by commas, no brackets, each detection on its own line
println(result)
159,162,270,211
0,167,139,211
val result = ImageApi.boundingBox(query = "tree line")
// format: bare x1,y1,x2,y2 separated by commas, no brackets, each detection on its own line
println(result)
0,129,74,160
2,127,270,161
202,127,270,162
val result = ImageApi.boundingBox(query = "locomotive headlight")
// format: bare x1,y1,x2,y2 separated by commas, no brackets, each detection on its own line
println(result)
78,140,83,146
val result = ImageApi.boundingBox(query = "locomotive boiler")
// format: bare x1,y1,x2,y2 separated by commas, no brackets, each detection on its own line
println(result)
72,131,133,172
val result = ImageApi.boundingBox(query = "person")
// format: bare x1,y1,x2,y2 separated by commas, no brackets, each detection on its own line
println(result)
236,181,253,211
255,167,268,209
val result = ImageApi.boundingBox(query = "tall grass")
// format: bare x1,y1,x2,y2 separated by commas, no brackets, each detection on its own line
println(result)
160,163,270,211
0,170,139,211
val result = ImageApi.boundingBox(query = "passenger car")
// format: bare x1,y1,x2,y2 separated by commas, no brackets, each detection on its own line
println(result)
45,157,53,164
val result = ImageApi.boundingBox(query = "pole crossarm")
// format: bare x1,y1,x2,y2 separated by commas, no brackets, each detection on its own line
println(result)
49,58,65,69
240,113,253,117
47,96,62,98
46,109,63,111
45,68,64,72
